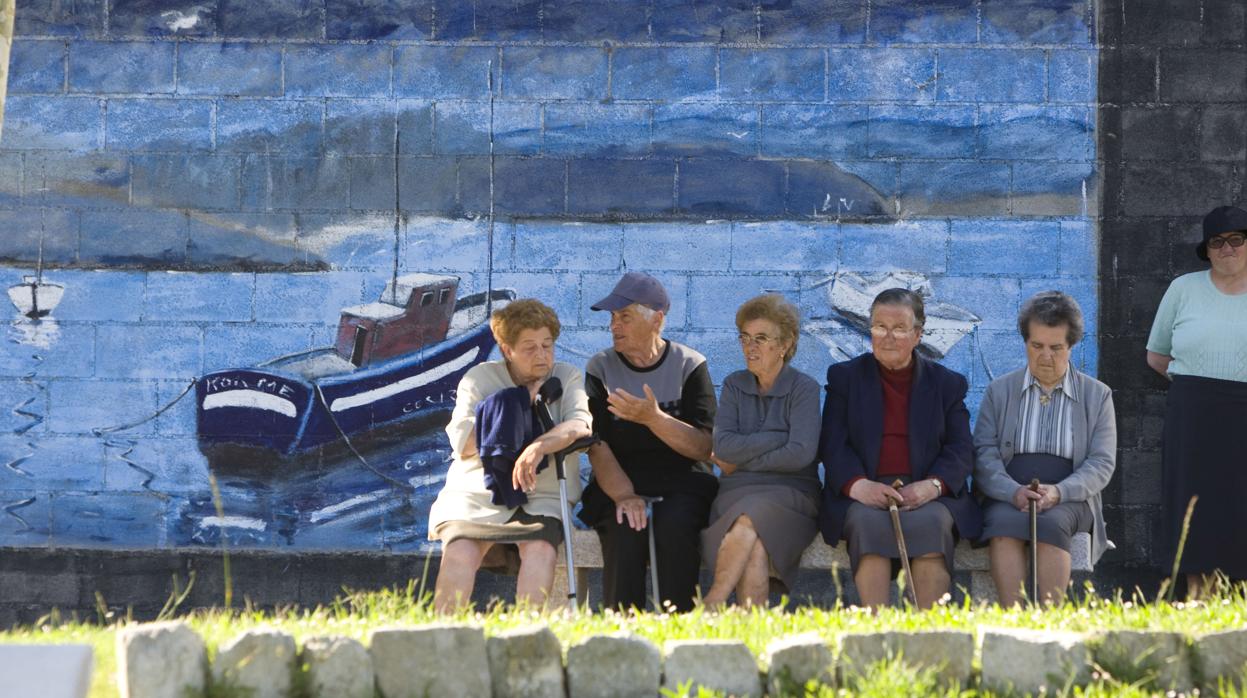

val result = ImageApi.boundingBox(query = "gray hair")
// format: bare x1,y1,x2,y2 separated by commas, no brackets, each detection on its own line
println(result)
631,303,665,331
1018,290,1084,346
869,288,926,330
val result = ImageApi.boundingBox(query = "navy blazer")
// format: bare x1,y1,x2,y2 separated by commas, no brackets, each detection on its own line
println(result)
818,351,983,545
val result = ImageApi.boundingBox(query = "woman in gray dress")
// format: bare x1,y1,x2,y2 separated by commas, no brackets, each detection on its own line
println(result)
702,294,822,608
973,291,1116,606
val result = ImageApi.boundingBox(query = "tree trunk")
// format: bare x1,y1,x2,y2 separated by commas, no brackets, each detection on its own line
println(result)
0,0,14,141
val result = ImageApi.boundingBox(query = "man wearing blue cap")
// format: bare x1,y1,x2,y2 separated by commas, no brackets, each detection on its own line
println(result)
578,271,718,612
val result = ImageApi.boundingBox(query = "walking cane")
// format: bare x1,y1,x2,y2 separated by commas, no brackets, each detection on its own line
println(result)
888,479,919,606
642,495,663,611
1028,479,1041,604
533,377,599,605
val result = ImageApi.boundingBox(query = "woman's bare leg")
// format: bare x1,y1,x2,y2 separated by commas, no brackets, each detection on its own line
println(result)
734,538,771,608
911,553,950,609
854,554,891,608
989,537,1027,607
434,539,492,613
702,515,759,608
515,540,558,608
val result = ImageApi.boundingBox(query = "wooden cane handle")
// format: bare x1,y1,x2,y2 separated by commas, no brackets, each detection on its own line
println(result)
1029,478,1040,493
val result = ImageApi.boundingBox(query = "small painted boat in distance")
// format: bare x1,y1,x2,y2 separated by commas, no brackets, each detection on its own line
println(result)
7,275,64,318
196,273,514,455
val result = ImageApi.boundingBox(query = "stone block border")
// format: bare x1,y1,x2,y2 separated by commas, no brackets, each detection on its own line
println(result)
115,621,1247,698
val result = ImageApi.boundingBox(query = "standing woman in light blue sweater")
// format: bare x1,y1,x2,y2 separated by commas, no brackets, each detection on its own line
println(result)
701,294,822,608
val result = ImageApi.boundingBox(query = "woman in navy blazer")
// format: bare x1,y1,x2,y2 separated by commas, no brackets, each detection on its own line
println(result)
819,288,983,608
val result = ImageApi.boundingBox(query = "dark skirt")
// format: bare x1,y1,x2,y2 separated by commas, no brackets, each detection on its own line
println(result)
980,453,1093,552
701,483,819,593
434,509,562,576
1162,375,1247,579
843,476,955,575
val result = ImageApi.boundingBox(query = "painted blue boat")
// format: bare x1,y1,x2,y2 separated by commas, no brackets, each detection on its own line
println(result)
196,274,515,455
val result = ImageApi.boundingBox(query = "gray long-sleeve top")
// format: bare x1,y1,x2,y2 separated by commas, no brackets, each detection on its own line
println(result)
712,364,822,496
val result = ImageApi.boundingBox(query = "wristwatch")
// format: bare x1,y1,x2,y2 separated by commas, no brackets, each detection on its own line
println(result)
928,478,942,497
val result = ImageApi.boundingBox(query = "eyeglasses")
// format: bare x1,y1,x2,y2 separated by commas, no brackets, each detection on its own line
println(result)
870,324,917,340
1208,233,1247,249
738,333,779,348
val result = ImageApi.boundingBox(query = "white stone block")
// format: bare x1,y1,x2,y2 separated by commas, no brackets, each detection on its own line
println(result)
1095,630,1193,692
487,625,565,698
566,632,661,698
302,635,374,698
764,633,833,695
838,631,973,686
117,621,206,698
0,644,92,698
664,639,761,698
370,624,490,698
212,628,297,698
1195,628,1247,690
981,627,1091,695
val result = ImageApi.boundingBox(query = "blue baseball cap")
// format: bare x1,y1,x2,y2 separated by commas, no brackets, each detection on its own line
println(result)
590,271,670,313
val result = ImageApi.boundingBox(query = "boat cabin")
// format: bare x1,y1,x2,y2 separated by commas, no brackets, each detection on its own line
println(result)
335,273,459,367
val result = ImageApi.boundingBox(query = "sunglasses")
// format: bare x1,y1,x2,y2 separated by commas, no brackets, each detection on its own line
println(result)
1208,233,1247,249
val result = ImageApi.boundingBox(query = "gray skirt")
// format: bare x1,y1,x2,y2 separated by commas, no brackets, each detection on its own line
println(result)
980,452,1092,552
701,483,819,593
434,509,562,576
843,477,955,575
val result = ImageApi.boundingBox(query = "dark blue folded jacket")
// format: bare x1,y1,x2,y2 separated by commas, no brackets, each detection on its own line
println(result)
474,386,545,508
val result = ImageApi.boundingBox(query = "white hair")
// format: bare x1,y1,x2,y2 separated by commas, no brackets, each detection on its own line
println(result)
631,303,666,331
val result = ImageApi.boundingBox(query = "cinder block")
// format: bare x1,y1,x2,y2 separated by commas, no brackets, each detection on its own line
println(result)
1121,163,1235,217
514,221,622,271
719,48,825,102
106,99,212,151
840,221,949,273
981,0,1093,45
175,42,283,96
212,629,297,698
1120,106,1200,162
326,99,399,155
117,621,205,698
622,222,731,272
3,96,102,150
937,49,1046,103
1200,106,1247,162
897,161,1010,216
981,628,1091,695
982,105,1094,161
502,46,607,100
664,640,761,698
948,220,1060,275
202,324,313,371
432,0,541,41
1121,0,1203,45
8,40,65,94
241,155,351,211
760,0,867,43
761,105,868,159
109,1,215,37
490,272,581,323
869,0,979,43
400,217,495,273
101,437,209,494
131,154,241,210
15,0,106,37
432,101,542,155
470,157,565,216
49,270,146,321
144,272,254,322
566,159,675,216
219,0,325,39
396,100,434,155
370,625,490,698
828,48,936,102
396,157,459,213
24,153,129,206
1098,47,1157,104
94,325,203,381
786,161,890,219
679,159,785,216
731,221,837,272
68,41,175,94
327,0,431,40
348,156,398,210
542,0,650,41
0,434,105,491
49,491,168,548
566,633,660,698
79,208,189,265
394,45,498,99
610,47,716,101
0,209,78,264
0,568,81,605
649,0,756,43
1161,49,1247,101
285,45,392,98
868,104,976,159
1011,162,1093,217
216,99,322,154
543,103,651,157
690,274,795,328
486,626,565,698
653,103,757,157
1048,49,1097,103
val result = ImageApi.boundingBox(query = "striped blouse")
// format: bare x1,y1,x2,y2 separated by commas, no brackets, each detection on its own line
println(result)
1014,368,1077,459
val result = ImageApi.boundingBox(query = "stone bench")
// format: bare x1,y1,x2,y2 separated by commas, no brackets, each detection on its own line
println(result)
554,529,1092,605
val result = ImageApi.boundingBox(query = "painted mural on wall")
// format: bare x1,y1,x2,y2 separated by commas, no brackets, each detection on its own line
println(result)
0,0,1096,552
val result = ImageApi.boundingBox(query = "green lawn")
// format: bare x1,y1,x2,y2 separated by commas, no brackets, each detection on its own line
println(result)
2,581,1245,697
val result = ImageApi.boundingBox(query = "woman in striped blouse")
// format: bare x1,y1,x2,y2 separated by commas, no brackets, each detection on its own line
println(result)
972,291,1117,606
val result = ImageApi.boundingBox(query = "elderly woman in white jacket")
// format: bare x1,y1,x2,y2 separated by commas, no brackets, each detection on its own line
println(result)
973,291,1116,606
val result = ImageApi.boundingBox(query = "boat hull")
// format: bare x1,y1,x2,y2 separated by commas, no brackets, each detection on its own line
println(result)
197,317,499,456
